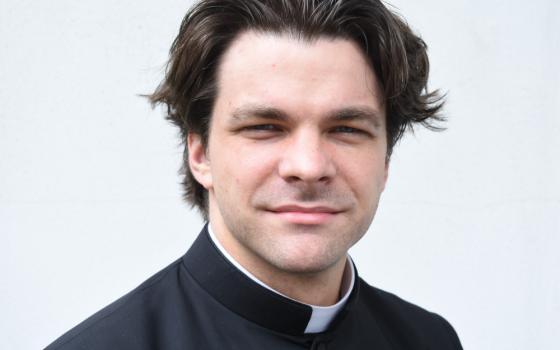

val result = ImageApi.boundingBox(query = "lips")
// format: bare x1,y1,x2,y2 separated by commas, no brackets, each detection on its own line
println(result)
267,205,342,225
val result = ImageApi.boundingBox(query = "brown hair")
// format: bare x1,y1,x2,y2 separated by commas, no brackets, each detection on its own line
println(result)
149,0,445,218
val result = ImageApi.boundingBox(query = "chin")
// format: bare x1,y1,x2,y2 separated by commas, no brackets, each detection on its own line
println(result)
261,237,347,274
277,260,340,275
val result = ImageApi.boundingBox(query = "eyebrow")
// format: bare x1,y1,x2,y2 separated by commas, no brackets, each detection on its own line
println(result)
327,107,383,128
230,104,383,128
231,105,289,122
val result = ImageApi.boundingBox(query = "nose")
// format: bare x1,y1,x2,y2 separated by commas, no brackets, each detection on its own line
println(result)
277,130,336,184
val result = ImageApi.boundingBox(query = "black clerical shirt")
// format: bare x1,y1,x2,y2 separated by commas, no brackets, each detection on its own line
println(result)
45,225,463,349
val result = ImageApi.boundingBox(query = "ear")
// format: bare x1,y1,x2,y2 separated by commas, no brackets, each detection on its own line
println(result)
188,133,213,190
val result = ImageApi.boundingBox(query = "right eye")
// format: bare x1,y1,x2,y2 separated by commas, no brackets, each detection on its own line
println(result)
244,124,281,132
239,124,284,140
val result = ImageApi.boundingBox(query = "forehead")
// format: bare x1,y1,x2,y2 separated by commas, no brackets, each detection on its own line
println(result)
213,30,384,122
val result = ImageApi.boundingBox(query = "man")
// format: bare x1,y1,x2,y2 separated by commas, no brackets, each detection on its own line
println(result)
47,0,462,349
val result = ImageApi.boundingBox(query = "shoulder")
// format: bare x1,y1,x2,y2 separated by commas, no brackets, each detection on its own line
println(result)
357,278,463,349
45,258,185,350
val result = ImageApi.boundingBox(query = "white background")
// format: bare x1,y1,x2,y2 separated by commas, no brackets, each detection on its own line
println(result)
1,0,558,349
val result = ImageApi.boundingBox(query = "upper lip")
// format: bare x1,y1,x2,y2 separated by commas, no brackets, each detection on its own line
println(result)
268,205,342,214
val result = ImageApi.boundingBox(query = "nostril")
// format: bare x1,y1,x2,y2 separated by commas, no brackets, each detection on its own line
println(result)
277,140,336,182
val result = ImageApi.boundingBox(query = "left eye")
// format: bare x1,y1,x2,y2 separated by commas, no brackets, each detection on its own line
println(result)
331,126,363,134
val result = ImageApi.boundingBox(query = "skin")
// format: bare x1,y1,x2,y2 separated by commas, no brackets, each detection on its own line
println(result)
189,31,389,306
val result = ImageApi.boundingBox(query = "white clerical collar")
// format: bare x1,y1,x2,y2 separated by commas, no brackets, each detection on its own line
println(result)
208,223,355,334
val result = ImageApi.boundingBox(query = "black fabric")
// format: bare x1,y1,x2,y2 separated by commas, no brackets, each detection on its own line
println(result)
45,225,463,349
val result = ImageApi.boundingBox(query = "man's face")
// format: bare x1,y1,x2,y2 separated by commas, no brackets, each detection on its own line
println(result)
189,31,388,276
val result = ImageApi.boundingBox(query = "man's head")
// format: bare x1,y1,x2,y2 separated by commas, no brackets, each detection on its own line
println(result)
187,32,387,279
150,0,444,219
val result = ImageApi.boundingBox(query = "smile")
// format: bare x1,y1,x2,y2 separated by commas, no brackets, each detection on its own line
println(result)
267,205,342,225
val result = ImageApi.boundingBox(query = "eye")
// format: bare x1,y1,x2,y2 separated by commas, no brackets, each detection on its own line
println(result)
238,124,284,140
244,124,281,132
330,126,367,135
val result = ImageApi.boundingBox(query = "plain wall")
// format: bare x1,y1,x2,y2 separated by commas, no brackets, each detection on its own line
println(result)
1,0,558,349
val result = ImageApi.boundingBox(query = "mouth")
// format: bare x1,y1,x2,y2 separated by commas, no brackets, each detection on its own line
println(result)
266,205,343,225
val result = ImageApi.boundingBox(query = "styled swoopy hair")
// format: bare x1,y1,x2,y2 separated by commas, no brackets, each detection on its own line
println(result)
148,0,445,219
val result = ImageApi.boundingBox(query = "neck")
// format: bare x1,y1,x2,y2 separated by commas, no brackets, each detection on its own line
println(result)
209,222,348,306
252,255,347,306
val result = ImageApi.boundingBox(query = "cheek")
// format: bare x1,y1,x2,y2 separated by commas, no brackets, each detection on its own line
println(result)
212,143,279,193
341,155,387,198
